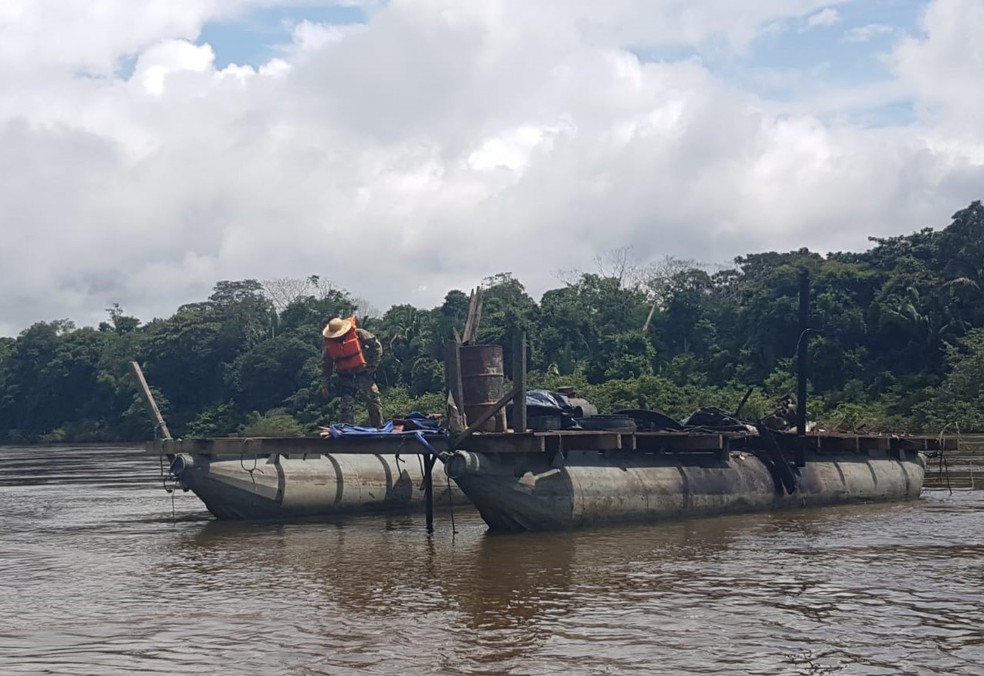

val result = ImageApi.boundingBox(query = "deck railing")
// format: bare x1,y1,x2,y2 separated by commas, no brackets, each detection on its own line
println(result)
923,433,984,491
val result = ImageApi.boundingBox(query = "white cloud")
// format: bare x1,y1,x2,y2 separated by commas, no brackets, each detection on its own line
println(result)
843,23,895,43
0,0,982,336
134,40,217,96
806,8,841,29
891,0,984,136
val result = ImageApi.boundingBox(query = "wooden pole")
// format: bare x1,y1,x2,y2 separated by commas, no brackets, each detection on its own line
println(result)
129,361,172,440
796,270,810,467
424,454,436,532
512,330,527,432
733,387,754,418
444,340,464,422
453,385,520,448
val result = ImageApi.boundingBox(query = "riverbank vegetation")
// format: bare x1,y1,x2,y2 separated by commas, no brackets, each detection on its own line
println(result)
3,201,984,443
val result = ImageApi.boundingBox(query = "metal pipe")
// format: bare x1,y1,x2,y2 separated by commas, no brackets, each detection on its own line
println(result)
796,270,810,467
424,454,436,532
169,454,193,477
512,330,527,432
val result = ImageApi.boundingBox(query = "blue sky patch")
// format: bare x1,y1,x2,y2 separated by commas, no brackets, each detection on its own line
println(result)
634,1,929,126
199,3,368,69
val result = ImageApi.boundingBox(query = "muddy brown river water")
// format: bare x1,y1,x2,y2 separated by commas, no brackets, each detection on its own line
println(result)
1,445,983,675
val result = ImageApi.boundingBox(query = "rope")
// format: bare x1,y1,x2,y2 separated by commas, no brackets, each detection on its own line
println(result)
933,422,959,495
159,453,173,494
151,424,177,523
447,473,457,536
239,439,263,486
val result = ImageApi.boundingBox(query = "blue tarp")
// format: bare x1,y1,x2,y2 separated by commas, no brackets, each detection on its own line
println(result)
327,412,447,455
518,389,581,429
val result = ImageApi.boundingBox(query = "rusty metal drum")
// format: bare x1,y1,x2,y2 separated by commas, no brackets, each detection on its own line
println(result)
459,344,507,432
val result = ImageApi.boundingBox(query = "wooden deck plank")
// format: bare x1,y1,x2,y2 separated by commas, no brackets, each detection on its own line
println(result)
634,432,726,453
145,429,956,456
455,434,544,454
149,435,452,456
558,432,622,451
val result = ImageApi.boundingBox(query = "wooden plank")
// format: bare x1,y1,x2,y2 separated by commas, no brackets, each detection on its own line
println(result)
462,287,483,343
455,433,544,454
634,432,725,453
814,435,860,453
444,340,464,426
146,435,452,456
452,385,520,448
512,330,527,432
146,429,958,458
891,437,928,452
857,436,892,452
556,432,622,451
129,361,172,440
462,289,476,343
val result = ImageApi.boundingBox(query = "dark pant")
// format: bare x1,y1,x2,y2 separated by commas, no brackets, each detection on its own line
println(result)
337,371,383,427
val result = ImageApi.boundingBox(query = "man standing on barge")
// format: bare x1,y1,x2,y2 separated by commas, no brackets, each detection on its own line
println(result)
321,316,384,427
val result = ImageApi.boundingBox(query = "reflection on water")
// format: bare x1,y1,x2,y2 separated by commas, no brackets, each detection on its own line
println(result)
1,446,983,674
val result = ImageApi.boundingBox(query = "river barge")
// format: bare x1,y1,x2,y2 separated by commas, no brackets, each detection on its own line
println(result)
150,428,953,529
441,429,948,531
138,275,957,530
156,435,467,520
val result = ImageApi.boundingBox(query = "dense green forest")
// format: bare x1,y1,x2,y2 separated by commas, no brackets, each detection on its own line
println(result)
3,201,984,443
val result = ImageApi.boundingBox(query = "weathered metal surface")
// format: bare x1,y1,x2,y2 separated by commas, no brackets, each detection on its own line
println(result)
170,451,467,520
445,448,928,532
459,344,507,432
149,430,950,525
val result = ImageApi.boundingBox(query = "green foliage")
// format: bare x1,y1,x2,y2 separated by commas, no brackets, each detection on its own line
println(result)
811,401,905,434
185,402,240,438
6,201,984,441
379,387,446,421
941,328,984,401
238,409,306,437
227,336,319,412
904,328,984,432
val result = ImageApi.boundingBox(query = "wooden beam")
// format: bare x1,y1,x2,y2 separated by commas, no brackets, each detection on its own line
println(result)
512,330,527,433
444,340,464,424
462,287,483,343
129,361,172,440
145,435,452,456
453,385,520,448
634,432,725,453
856,436,892,452
557,432,622,451
145,428,958,459
462,289,475,343
424,454,436,532
457,433,544,454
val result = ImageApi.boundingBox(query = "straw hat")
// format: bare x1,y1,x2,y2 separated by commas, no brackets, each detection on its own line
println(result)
322,317,353,339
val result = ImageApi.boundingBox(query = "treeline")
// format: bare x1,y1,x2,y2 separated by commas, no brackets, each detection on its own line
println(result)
3,202,984,443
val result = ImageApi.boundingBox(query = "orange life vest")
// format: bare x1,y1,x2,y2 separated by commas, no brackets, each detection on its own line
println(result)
324,317,368,373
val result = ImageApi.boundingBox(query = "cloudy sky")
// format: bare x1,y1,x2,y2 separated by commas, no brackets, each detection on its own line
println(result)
1,0,982,336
